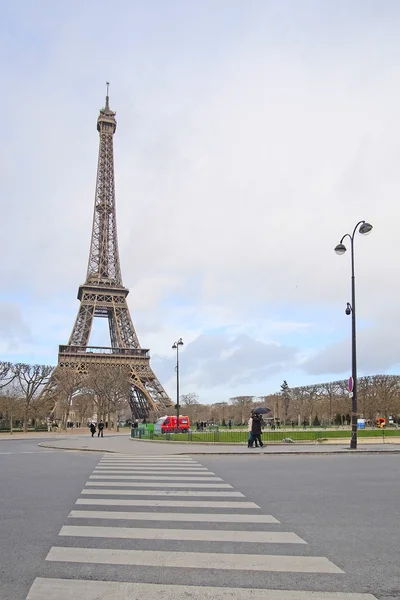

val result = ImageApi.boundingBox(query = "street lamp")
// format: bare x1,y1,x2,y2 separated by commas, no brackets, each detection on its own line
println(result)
334,220,373,450
172,338,184,431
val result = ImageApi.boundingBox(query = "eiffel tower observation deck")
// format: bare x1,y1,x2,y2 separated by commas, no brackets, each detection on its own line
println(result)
58,87,172,419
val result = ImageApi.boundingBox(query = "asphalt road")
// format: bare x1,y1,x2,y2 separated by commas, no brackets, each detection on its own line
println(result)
0,438,99,600
198,454,400,599
0,440,398,599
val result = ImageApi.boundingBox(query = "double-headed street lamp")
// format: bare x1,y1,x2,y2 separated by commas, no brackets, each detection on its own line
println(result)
172,338,184,430
334,221,373,450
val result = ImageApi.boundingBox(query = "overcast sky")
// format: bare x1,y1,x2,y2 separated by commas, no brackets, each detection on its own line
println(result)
1,0,399,403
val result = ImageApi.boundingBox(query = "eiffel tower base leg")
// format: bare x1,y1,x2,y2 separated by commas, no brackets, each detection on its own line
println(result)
129,387,153,421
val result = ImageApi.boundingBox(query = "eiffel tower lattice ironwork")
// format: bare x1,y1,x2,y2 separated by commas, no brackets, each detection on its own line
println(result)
58,89,172,419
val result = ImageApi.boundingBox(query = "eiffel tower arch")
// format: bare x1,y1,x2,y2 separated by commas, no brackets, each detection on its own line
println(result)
57,89,172,420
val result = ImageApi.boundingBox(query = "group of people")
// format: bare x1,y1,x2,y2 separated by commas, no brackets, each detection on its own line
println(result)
89,420,105,438
247,411,264,448
195,421,209,431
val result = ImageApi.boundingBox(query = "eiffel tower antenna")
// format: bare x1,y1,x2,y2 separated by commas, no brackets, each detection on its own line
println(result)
57,92,172,419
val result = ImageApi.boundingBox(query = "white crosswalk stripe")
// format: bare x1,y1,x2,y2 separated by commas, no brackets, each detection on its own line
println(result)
59,525,306,543
46,546,342,572
84,480,233,488
80,488,244,497
96,461,206,465
26,578,380,600
98,464,205,468
25,453,379,600
89,474,223,480
93,468,212,473
76,498,260,508
68,510,280,522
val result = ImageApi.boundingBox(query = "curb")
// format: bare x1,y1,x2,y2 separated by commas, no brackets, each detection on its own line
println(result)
38,443,118,453
129,437,400,446
37,442,400,456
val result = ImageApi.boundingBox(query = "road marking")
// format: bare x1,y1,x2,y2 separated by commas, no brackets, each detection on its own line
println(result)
68,510,279,523
99,459,199,463
76,498,260,509
93,469,212,474
46,547,343,573
85,481,233,488
96,463,208,472
100,455,196,459
80,489,244,497
26,578,380,600
101,455,196,458
98,460,205,469
89,475,223,481
59,525,305,544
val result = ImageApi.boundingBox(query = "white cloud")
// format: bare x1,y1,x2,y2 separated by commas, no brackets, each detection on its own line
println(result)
1,1,399,399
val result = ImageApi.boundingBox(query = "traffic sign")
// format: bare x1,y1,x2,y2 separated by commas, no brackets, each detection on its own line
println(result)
348,376,354,393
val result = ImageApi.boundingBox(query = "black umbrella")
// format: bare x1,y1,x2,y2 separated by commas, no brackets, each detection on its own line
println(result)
253,407,272,415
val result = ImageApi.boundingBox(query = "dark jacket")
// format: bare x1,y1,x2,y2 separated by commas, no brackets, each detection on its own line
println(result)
98,421,104,431
251,414,263,435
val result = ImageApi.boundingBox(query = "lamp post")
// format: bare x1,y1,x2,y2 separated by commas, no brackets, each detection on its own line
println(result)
172,338,184,431
334,221,373,450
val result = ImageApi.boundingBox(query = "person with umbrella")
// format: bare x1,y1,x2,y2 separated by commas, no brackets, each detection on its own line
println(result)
251,411,264,448
250,407,270,448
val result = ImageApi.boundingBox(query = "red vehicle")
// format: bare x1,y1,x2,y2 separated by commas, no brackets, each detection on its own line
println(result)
154,415,190,433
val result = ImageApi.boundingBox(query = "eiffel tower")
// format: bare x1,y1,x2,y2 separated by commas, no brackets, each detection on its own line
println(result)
58,87,172,419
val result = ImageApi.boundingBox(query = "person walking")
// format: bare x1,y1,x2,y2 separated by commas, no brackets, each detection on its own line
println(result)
247,414,259,448
251,412,264,448
89,422,96,437
247,415,253,447
98,420,104,438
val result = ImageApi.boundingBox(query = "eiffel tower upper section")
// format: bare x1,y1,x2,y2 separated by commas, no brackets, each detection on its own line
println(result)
66,90,141,351
86,89,122,289
58,90,171,418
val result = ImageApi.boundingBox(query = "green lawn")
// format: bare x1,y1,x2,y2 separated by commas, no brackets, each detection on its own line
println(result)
140,428,398,443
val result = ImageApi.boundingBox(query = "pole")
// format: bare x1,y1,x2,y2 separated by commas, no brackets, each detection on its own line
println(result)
176,343,180,431
350,237,358,450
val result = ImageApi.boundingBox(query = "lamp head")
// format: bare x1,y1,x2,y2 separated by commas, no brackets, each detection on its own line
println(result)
172,343,177,349
359,221,373,235
334,243,347,255
345,303,352,316
177,338,184,346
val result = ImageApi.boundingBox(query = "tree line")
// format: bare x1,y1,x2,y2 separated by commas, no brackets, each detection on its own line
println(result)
180,375,400,426
1,361,399,431
0,361,130,432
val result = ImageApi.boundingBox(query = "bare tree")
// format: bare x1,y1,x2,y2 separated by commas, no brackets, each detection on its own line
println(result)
87,366,130,430
211,402,229,424
0,387,23,433
0,362,15,390
229,396,254,424
13,364,54,432
320,381,342,425
372,375,400,420
180,393,200,422
72,393,95,426
52,368,85,430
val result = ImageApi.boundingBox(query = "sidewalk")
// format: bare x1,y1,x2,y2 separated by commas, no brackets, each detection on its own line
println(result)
38,433,400,455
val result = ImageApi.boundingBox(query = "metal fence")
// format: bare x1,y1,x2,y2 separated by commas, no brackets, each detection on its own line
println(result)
130,428,394,444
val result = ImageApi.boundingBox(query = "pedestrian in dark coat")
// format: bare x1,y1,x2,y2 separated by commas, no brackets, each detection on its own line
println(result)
251,413,264,448
89,422,96,437
98,420,105,437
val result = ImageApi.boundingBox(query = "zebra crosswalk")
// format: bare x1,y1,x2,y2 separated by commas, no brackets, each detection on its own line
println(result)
25,454,378,600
